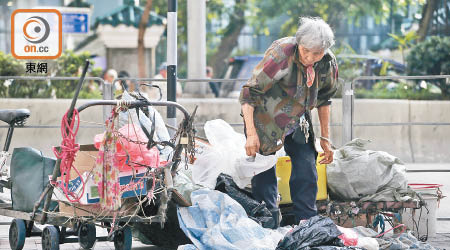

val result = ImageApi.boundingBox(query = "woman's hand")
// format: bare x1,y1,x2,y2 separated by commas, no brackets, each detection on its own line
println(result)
319,139,333,164
245,133,260,157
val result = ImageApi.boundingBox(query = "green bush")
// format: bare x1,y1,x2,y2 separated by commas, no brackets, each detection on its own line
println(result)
0,50,102,99
406,36,450,98
355,80,443,100
48,50,103,99
0,52,52,98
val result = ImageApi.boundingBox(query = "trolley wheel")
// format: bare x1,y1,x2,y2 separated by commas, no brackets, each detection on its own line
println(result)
78,223,96,249
113,226,132,250
9,219,26,250
42,226,60,250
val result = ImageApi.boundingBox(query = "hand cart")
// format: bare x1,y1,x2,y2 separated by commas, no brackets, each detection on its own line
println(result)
0,61,197,250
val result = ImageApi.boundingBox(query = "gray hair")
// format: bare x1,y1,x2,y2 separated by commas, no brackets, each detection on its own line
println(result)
295,17,335,50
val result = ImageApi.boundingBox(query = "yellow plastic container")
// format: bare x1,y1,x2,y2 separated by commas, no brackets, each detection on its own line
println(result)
276,155,328,204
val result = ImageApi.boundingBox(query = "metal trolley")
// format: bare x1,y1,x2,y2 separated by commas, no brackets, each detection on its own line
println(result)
0,62,197,250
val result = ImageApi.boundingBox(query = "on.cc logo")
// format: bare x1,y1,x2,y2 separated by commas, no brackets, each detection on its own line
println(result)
23,16,50,44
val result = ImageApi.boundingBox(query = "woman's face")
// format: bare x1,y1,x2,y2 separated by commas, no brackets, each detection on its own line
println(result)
298,45,325,66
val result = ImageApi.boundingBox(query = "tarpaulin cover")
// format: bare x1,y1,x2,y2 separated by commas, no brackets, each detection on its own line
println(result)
326,139,408,201
215,173,274,228
177,189,285,250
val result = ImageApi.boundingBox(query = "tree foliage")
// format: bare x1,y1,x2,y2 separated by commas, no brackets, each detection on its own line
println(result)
51,50,103,98
148,0,247,77
406,36,450,97
146,0,430,80
248,0,388,37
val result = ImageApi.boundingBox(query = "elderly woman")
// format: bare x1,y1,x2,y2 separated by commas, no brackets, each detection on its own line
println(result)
239,17,338,228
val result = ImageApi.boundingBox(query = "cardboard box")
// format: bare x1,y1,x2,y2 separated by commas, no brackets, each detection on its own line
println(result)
54,145,148,213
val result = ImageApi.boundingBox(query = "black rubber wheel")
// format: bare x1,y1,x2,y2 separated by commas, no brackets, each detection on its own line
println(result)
78,223,96,249
113,226,132,250
9,219,26,250
42,226,60,250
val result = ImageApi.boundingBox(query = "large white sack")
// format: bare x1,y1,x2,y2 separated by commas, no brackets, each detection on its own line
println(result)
326,138,408,201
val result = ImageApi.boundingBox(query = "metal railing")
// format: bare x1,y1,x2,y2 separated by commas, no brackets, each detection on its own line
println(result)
0,76,250,130
2,75,450,137
343,75,450,145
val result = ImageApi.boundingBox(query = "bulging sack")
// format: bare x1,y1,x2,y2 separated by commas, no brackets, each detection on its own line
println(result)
326,138,408,201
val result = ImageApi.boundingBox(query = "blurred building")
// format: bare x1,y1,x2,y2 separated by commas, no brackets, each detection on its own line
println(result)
74,1,166,77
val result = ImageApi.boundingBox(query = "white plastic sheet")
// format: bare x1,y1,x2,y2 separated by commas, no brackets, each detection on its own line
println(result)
192,119,276,189
177,189,285,250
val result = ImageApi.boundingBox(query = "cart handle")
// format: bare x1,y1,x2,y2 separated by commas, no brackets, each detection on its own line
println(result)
77,100,191,120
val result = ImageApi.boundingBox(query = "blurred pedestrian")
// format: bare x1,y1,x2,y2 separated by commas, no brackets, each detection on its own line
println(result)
206,66,220,97
103,68,119,91
142,62,182,100
118,70,133,91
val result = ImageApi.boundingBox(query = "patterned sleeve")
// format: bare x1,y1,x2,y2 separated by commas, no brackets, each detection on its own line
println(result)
239,40,288,106
317,57,338,108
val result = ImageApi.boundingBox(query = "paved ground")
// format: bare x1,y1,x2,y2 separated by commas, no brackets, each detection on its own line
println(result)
0,163,449,249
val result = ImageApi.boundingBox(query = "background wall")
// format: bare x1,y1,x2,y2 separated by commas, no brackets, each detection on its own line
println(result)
1,98,449,163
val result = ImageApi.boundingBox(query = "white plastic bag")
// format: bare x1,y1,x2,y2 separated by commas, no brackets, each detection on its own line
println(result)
234,154,277,188
192,119,276,189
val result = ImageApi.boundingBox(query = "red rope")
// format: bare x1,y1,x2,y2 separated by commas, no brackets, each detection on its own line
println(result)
53,109,85,203
375,224,406,238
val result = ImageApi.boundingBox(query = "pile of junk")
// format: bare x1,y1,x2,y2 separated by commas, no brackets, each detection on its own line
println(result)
168,119,444,250
0,84,445,250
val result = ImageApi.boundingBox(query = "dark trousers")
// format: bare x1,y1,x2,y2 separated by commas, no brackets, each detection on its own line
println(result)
251,133,318,223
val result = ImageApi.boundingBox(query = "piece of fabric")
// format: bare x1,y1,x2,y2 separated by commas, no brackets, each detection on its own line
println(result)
306,65,315,87
238,37,338,155
93,109,121,210
177,189,285,250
